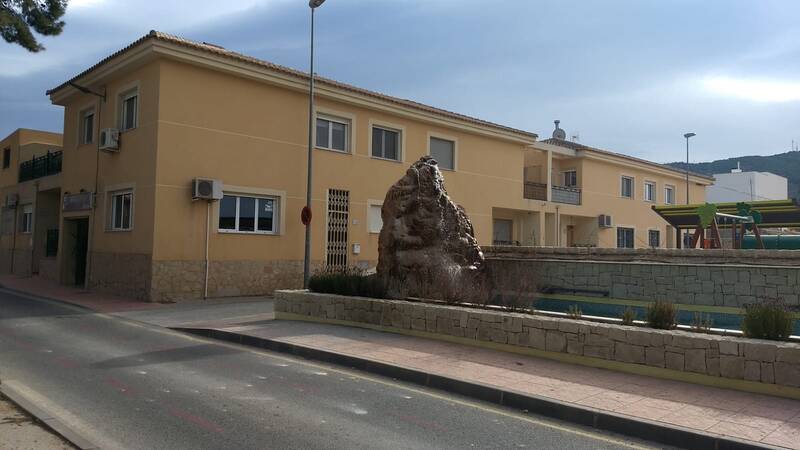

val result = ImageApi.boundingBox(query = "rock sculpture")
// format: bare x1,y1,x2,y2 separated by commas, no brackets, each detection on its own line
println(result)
377,156,484,300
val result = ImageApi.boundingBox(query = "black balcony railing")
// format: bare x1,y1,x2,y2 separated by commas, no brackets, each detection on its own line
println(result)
523,182,581,205
19,150,62,183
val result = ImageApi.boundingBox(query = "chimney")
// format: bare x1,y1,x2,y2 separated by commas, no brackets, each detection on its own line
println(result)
551,120,566,140
731,162,742,173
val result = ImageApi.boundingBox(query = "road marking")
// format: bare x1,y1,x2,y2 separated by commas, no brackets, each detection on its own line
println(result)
2,288,651,448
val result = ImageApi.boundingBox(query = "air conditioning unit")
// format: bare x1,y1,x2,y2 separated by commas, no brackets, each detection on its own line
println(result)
598,214,613,228
99,128,120,151
5,193,18,208
192,178,223,200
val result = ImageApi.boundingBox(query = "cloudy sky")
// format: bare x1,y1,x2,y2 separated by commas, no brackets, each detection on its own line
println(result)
1,0,799,163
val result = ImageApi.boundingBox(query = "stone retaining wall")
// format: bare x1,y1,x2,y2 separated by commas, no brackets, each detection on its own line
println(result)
485,247,800,308
275,290,800,391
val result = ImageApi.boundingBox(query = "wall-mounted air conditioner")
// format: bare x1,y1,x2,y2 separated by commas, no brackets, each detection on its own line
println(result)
99,128,120,151
192,178,223,200
598,214,613,228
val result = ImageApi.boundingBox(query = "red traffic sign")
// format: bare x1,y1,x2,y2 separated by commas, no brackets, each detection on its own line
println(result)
301,206,312,225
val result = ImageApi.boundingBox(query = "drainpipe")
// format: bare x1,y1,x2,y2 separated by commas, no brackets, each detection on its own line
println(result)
204,200,210,299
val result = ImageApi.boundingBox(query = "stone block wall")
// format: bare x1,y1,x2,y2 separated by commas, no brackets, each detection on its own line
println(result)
89,252,153,300
485,247,800,308
275,290,800,390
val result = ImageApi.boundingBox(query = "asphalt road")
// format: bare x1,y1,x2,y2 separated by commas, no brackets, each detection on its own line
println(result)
0,289,657,450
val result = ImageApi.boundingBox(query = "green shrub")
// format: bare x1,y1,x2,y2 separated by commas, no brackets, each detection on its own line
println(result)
308,267,386,298
567,305,582,320
620,307,637,326
741,300,794,341
646,300,678,330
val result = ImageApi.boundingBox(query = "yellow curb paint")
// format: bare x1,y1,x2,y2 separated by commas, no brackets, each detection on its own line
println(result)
276,311,800,401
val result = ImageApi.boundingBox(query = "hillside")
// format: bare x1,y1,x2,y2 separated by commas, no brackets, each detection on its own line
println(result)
668,151,800,201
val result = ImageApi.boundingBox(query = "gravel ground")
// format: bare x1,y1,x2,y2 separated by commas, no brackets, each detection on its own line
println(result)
0,393,73,450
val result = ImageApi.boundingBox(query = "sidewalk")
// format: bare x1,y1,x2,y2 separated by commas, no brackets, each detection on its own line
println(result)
189,319,800,449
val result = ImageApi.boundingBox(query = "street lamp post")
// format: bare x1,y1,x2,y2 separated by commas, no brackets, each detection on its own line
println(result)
683,132,696,204
303,0,326,288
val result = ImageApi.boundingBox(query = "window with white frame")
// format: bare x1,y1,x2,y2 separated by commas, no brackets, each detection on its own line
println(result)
218,194,278,234
617,227,634,248
621,176,634,198
316,115,349,152
644,181,656,202
371,126,400,161
563,170,577,187
110,190,133,231
119,89,138,131
81,109,95,144
665,185,675,205
648,229,661,248
368,204,383,233
429,137,455,170
20,204,32,233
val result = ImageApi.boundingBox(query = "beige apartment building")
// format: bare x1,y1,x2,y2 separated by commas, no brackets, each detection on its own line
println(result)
39,31,710,301
0,128,63,279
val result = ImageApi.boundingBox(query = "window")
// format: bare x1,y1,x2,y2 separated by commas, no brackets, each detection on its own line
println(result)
563,170,577,187
493,219,514,245
648,229,661,248
316,116,349,152
110,190,133,231
617,227,634,248
20,204,32,233
2,148,9,169
371,126,400,161
368,204,383,234
218,195,277,234
621,176,634,198
81,109,95,144
665,185,675,205
119,89,138,131
430,137,455,170
644,181,656,202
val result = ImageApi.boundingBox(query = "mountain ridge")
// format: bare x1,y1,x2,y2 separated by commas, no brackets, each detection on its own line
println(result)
667,151,800,201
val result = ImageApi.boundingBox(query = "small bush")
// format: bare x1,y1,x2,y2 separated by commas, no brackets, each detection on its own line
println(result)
308,267,386,298
620,307,637,326
742,300,795,341
567,305,582,320
647,300,678,330
691,312,713,333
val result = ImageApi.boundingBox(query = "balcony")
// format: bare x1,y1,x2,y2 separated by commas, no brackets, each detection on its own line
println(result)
523,182,582,205
19,151,62,183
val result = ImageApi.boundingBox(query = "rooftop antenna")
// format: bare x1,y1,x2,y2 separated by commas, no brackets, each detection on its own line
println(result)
571,132,580,143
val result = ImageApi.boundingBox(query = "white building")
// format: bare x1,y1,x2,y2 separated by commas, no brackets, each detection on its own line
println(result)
706,163,788,203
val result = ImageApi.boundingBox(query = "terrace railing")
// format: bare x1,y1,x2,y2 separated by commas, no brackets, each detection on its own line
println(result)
523,182,582,205
19,150,62,183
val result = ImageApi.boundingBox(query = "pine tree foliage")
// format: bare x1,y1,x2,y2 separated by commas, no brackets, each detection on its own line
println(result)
0,0,67,52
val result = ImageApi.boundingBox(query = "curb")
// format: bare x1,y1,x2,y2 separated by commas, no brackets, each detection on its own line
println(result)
173,326,776,450
0,383,98,450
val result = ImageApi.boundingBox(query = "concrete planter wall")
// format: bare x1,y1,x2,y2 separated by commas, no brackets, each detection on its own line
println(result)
275,290,800,396
484,247,800,308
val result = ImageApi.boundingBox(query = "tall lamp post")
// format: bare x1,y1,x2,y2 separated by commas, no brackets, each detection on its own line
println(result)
303,0,326,288
683,132,696,204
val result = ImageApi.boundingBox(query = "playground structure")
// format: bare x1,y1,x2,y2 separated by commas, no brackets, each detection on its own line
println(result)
653,199,800,250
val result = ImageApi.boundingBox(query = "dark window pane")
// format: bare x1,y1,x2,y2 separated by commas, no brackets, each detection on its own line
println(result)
124,96,137,130
114,195,123,228
258,198,274,232
122,194,132,229
3,148,9,168
384,130,398,160
239,197,256,232
84,114,94,143
331,122,346,151
316,119,329,148
372,128,382,157
219,195,236,230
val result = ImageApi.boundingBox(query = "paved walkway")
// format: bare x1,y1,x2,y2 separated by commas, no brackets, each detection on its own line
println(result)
215,320,800,449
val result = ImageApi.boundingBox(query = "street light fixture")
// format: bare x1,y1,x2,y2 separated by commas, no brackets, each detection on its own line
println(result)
683,132,696,205
303,0,326,288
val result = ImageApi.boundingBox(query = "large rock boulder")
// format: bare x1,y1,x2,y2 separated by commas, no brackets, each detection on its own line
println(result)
377,156,484,300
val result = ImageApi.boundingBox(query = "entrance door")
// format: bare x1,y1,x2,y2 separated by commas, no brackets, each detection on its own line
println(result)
326,189,349,270
566,225,575,247
66,218,89,286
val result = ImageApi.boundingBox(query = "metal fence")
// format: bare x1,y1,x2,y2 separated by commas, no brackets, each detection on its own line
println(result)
19,151,62,183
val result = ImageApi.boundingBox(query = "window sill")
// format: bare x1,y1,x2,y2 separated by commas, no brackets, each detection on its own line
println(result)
107,228,133,232
370,156,403,164
218,229,280,236
315,146,351,155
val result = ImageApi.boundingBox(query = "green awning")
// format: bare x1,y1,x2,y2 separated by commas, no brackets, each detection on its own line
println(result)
652,199,800,229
